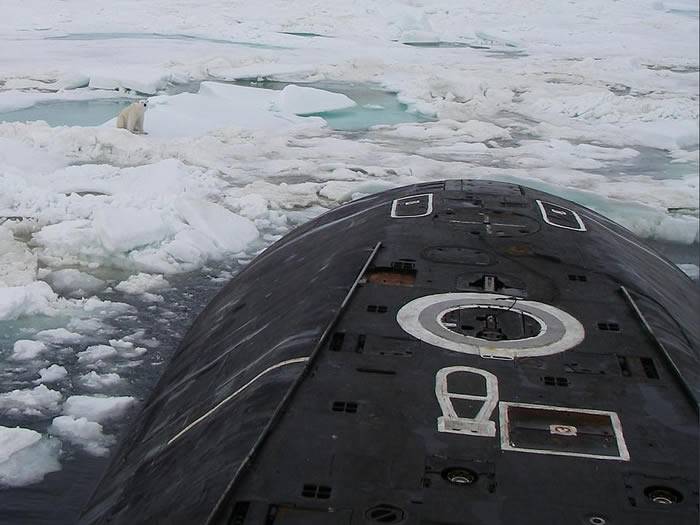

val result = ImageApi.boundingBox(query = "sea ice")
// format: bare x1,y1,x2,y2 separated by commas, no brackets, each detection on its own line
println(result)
678,263,700,280
35,364,69,384
0,281,60,321
275,85,356,115
107,82,324,138
0,226,37,287
43,269,106,297
78,371,123,390
48,415,115,456
62,395,136,423
114,273,169,295
35,327,82,345
10,340,47,361
76,345,118,364
0,385,62,417
0,426,61,487
108,338,147,358
88,68,172,95
175,198,259,253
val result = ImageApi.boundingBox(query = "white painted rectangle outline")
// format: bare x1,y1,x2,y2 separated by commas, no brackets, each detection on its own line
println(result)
536,200,587,231
499,401,630,461
391,193,433,218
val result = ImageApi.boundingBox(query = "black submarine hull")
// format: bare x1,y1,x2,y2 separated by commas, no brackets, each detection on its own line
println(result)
81,180,699,525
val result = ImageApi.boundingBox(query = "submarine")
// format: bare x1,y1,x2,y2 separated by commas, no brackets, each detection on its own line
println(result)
80,180,699,525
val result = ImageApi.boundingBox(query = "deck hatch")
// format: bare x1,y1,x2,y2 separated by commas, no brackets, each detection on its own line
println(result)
536,200,586,231
391,193,433,218
499,402,630,461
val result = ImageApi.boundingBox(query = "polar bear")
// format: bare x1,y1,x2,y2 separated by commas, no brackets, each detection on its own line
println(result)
116,100,147,134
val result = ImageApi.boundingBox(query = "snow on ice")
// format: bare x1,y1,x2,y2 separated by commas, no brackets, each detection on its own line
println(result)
48,415,115,457
62,395,136,424
0,426,61,487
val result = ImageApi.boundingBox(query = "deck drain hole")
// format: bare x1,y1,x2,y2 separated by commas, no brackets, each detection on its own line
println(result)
442,467,478,486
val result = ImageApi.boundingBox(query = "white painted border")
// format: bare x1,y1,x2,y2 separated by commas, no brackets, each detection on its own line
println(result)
499,401,630,461
536,200,587,232
166,356,310,446
391,193,434,218
396,293,585,358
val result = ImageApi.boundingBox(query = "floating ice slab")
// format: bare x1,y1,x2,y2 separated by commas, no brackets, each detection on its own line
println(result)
49,415,115,456
108,338,147,358
0,226,37,287
43,269,106,297
78,371,123,390
88,67,171,95
62,395,136,423
114,273,169,295
0,426,61,487
276,84,356,115
0,385,62,417
35,364,68,384
11,340,47,361
106,82,325,138
175,198,259,253
35,328,82,345
0,282,59,321
204,62,316,81
77,345,118,364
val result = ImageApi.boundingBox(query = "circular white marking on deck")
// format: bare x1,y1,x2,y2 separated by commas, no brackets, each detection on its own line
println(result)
396,293,584,358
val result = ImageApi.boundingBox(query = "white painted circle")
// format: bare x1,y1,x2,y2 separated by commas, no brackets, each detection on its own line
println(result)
396,293,585,358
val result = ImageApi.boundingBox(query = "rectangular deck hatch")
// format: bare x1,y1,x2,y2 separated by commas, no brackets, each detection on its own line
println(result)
536,200,586,231
391,194,433,218
499,402,629,461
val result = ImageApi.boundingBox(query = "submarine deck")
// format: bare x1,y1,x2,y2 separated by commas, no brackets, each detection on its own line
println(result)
81,180,699,525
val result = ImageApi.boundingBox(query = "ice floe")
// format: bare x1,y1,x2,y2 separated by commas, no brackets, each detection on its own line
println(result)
76,345,118,365
10,340,47,361
0,385,62,417
43,269,106,298
48,415,115,456
78,371,123,390
276,84,356,115
34,364,69,384
62,395,136,423
35,328,82,345
0,426,61,487
114,273,169,295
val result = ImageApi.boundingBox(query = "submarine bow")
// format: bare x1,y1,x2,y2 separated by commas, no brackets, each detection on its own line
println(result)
81,180,699,525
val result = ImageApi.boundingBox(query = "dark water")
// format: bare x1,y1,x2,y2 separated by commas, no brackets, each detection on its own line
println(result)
0,264,239,525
